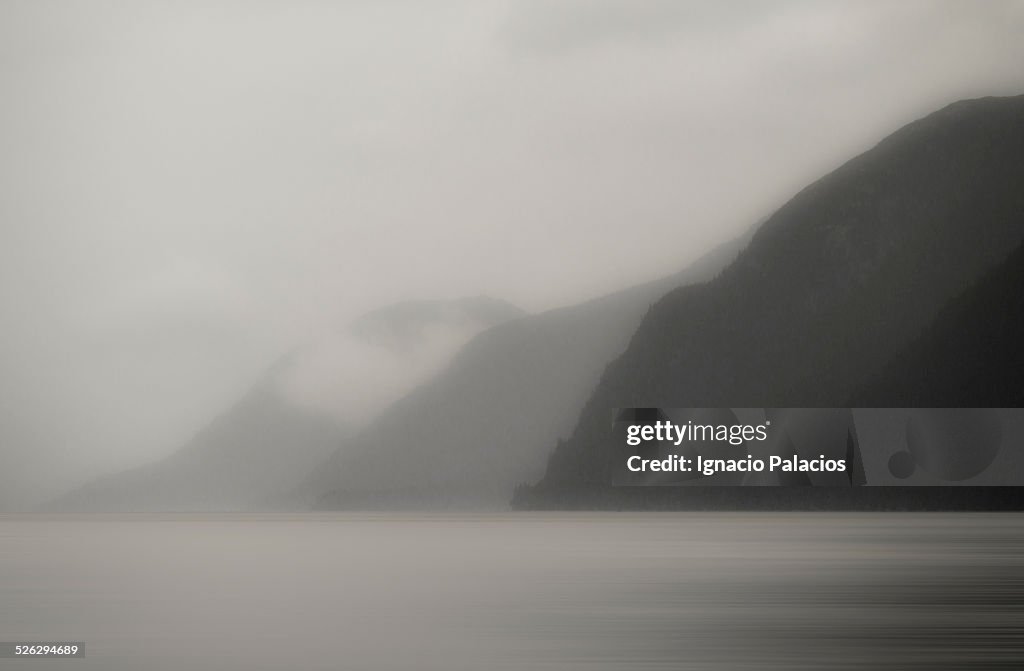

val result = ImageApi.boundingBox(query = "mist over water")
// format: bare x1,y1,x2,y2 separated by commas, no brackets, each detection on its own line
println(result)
2,512,1022,670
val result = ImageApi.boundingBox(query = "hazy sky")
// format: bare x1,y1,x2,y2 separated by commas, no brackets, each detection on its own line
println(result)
2,0,1024,504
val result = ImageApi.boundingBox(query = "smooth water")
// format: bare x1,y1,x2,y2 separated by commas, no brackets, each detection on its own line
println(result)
1,513,1022,670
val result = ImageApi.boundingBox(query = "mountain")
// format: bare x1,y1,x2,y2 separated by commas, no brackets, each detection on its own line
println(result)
307,233,750,509
47,297,522,511
279,296,526,427
516,95,1024,509
849,239,1024,407
45,381,347,512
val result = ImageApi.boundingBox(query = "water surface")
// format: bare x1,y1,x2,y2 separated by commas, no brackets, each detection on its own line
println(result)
1,513,1022,669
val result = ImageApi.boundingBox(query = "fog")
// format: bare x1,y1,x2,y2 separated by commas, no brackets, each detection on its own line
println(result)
2,0,1023,507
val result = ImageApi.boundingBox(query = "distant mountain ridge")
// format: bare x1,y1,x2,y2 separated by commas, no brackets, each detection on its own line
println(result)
350,296,525,351
45,381,347,512
308,232,751,509
280,295,526,426
517,94,1024,508
47,296,522,511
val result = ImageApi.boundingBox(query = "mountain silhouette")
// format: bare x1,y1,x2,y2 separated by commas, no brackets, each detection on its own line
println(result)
516,94,1024,508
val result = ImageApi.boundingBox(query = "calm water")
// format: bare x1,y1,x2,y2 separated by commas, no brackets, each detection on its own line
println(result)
1,513,1022,670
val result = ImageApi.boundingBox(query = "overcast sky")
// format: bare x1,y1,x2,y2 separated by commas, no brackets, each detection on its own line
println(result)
2,0,1024,504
